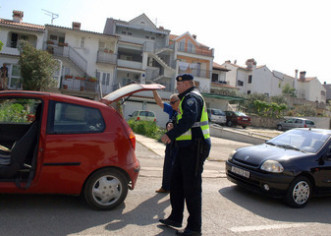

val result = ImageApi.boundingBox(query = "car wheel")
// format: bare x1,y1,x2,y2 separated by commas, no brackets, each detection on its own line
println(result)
277,125,282,131
285,176,312,208
227,121,232,127
84,168,128,210
242,126,246,129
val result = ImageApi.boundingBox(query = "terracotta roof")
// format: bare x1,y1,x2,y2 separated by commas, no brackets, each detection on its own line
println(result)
0,18,44,32
213,62,230,71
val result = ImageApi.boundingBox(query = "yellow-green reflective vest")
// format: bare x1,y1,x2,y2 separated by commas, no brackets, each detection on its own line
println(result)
176,92,210,141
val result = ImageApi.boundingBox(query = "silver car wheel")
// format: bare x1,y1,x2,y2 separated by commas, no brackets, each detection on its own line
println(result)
292,180,310,205
92,175,122,206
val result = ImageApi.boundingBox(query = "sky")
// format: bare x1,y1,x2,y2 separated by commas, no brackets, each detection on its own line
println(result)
1,0,331,84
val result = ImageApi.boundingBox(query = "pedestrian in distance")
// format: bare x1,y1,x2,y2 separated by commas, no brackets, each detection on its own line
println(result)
159,74,211,236
152,90,179,193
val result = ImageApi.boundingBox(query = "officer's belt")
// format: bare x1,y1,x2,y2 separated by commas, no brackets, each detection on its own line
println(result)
191,121,208,128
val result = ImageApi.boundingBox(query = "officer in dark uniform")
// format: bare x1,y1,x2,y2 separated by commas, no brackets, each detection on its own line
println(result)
159,74,211,236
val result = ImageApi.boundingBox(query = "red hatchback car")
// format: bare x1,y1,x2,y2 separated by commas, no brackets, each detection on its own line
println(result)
0,84,163,210
224,111,251,129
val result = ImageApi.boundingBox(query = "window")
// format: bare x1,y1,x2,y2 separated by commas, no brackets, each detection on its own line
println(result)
247,90,251,94
8,64,22,89
50,35,58,40
237,80,244,86
179,41,185,51
212,73,218,82
80,37,85,48
47,101,105,134
248,75,252,83
187,42,193,52
0,98,41,123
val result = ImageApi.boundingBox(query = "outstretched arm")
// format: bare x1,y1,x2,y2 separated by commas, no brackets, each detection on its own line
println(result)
153,90,164,109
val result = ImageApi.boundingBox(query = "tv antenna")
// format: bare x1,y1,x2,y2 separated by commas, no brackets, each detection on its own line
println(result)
42,9,59,24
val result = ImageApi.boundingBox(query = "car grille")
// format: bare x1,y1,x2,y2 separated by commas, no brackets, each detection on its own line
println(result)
232,157,259,169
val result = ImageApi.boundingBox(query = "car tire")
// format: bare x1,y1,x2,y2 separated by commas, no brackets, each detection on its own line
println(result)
227,121,232,127
242,126,246,129
285,176,312,208
277,125,282,131
84,168,128,210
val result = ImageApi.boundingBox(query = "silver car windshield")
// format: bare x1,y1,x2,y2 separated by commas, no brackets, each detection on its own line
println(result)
266,129,329,153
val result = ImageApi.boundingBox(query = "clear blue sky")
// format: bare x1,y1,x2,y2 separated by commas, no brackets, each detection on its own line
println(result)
1,0,331,84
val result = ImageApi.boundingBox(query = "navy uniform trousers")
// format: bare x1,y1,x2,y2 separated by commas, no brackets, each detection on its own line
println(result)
168,139,209,232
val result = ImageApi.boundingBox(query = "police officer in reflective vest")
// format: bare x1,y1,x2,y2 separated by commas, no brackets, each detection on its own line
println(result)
159,74,211,236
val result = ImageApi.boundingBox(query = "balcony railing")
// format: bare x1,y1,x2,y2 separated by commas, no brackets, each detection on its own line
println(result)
97,51,117,64
44,42,88,73
177,47,213,57
178,68,211,79
61,76,99,93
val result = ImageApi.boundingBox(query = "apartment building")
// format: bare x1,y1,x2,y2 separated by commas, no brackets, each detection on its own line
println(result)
0,10,118,99
169,32,214,93
45,23,118,99
0,11,45,89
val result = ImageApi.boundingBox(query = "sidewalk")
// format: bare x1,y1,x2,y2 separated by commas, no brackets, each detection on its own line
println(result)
134,133,251,162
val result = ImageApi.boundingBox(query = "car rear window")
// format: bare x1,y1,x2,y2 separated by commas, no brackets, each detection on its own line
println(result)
47,101,105,134
306,120,315,125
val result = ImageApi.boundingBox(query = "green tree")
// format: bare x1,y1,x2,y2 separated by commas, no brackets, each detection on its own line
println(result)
282,83,296,97
18,40,58,91
0,40,3,51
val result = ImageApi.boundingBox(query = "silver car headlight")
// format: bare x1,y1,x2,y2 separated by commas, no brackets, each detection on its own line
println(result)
260,160,284,173
228,150,236,161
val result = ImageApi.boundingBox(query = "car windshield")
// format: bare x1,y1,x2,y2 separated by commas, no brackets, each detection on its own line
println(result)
235,111,246,116
212,109,225,115
266,129,329,153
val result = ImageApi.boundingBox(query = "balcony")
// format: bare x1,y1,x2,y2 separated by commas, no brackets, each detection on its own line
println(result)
97,50,117,64
62,76,99,93
177,47,213,57
178,68,211,79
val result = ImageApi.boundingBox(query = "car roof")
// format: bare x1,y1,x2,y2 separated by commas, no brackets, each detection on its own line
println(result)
0,90,105,107
294,128,331,135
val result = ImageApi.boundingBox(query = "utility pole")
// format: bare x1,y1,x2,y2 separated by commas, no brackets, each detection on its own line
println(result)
42,9,59,24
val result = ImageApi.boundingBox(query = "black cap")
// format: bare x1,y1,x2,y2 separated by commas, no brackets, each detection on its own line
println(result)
176,74,194,81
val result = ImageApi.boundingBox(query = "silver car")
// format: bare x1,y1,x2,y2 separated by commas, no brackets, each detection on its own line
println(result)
277,118,316,131
207,108,226,124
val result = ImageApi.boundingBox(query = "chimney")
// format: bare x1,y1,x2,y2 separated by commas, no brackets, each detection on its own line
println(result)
192,34,197,40
295,69,298,79
159,26,164,30
13,10,24,23
245,58,257,70
225,60,231,64
72,22,81,30
234,60,237,65
299,71,306,80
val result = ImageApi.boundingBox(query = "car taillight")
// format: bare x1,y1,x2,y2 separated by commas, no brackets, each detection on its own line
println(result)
154,118,156,122
128,129,136,150
136,117,140,121
304,124,307,128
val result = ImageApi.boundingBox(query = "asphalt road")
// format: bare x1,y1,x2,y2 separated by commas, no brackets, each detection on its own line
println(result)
1,139,331,236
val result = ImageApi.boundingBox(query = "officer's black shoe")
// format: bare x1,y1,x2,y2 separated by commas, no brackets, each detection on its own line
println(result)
159,218,182,228
176,228,202,236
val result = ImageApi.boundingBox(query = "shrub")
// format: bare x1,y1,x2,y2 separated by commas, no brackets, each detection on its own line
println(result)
128,120,165,140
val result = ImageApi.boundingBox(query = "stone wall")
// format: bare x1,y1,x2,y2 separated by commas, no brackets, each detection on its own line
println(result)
250,114,330,130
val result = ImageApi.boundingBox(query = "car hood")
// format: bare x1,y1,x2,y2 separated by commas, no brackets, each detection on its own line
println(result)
234,144,310,166
100,83,165,105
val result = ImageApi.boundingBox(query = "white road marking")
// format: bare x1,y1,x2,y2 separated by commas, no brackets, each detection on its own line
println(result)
229,223,308,232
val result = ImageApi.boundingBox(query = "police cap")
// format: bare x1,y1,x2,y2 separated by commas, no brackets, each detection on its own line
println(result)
176,74,194,81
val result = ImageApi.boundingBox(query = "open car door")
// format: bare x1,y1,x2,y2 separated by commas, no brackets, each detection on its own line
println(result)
100,83,165,105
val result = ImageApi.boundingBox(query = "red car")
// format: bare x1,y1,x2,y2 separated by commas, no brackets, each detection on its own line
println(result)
0,83,164,210
224,111,251,128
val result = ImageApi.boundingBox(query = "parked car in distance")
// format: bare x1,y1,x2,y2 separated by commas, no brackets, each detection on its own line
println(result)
207,108,226,125
224,111,251,128
277,117,316,131
0,83,164,210
226,128,331,208
129,110,156,122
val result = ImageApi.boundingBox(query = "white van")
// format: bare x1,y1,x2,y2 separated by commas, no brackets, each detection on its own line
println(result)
207,108,226,124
